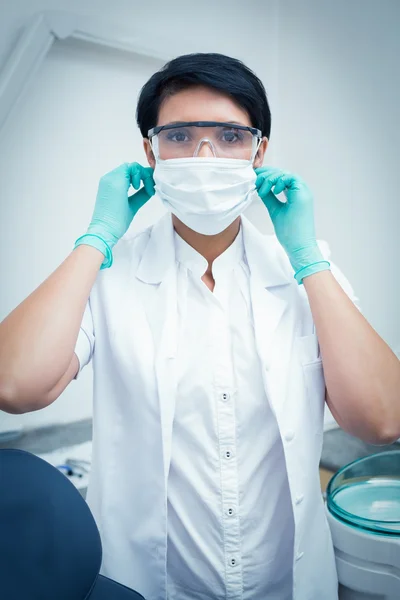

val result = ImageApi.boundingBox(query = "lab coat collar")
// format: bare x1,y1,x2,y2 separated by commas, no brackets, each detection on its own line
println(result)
240,215,293,288
173,229,209,277
136,212,294,288
136,213,176,284
134,212,295,491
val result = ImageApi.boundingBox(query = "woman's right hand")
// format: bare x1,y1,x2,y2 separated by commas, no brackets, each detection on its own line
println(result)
86,162,155,248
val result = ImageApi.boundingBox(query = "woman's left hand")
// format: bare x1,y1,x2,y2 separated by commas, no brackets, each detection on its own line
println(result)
254,166,325,276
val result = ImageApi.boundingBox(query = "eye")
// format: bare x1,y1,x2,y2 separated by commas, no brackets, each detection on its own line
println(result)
221,128,244,143
165,129,190,143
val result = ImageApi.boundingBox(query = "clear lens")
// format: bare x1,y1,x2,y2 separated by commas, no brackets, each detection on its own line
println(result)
155,125,257,160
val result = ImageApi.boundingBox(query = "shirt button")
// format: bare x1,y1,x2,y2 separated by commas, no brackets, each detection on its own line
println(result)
295,494,304,505
229,557,237,566
221,392,230,402
285,430,295,442
227,507,235,516
225,450,232,459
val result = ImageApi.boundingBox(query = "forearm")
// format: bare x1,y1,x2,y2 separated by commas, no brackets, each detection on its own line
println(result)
0,245,104,411
303,269,400,444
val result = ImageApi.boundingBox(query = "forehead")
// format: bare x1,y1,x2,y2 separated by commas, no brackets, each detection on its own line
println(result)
157,85,252,127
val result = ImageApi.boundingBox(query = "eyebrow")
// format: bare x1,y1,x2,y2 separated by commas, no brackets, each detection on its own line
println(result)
167,120,247,124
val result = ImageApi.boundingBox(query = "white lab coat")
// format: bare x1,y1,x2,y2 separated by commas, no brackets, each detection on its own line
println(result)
75,212,360,600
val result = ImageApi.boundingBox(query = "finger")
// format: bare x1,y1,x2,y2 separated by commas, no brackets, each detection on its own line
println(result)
260,189,282,217
129,163,141,189
141,167,155,197
272,173,307,203
273,176,287,195
262,171,289,186
254,165,280,176
255,172,271,189
255,169,283,189
144,179,155,197
128,186,150,211
258,177,274,198
260,172,302,199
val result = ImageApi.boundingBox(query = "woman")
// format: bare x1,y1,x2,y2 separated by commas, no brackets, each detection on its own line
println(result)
1,52,399,600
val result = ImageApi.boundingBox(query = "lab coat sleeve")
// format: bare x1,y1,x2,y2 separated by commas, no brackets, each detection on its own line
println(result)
316,239,363,314
73,296,95,380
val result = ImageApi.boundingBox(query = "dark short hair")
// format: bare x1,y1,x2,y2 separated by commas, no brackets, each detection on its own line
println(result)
135,53,271,140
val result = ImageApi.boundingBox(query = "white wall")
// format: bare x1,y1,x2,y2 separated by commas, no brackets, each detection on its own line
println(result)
0,0,278,432
0,0,399,434
275,0,400,352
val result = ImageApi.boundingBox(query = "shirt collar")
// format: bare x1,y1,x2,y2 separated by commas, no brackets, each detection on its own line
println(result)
135,213,293,288
173,224,245,278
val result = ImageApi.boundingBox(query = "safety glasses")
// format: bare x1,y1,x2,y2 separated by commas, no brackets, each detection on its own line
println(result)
148,121,263,161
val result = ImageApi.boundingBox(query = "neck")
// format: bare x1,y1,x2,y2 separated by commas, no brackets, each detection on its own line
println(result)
172,215,241,271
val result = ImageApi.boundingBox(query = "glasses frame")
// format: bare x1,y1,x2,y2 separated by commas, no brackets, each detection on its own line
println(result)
148,121,262,139
148,121,263,162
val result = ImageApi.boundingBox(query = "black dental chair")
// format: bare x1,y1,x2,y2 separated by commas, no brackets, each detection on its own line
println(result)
0,448,145,599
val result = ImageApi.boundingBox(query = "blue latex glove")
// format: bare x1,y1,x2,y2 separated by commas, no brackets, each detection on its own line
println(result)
74,163,155,269
255,166,331,284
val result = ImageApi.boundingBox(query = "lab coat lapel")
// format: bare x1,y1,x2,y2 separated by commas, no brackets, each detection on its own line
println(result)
135,214,178,491
241,216,294,418
135,212,296,486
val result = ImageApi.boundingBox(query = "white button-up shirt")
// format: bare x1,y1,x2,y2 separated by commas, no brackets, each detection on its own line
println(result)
72,213,361,600
167,226,294,600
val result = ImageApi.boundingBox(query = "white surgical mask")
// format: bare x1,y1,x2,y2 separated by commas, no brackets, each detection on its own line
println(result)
153,156,258,235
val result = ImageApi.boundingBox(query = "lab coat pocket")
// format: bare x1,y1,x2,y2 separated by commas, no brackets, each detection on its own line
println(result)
295,332,321,366
302,360,326,436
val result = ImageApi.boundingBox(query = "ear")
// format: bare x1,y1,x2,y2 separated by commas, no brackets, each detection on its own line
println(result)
143,138,156,170
253,136,269,169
